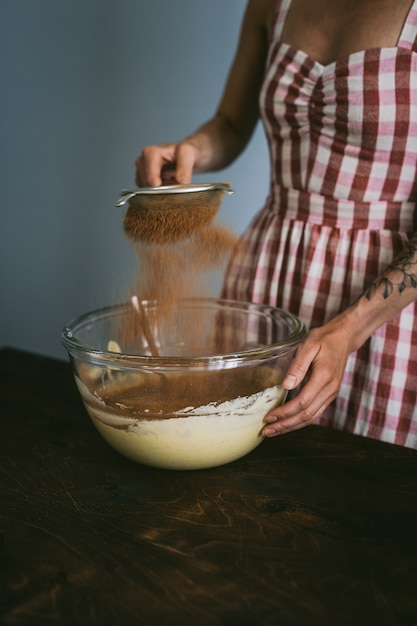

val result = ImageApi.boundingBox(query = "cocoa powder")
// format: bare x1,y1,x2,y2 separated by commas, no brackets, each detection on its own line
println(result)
123,189,226,244
120,206,240,353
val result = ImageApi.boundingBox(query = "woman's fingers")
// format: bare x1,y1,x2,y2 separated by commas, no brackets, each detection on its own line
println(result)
135,144,174,187
135,142,198,187
262,373,338,436
173,143,198,184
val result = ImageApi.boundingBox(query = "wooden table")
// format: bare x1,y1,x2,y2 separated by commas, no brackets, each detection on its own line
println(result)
1,347,417,626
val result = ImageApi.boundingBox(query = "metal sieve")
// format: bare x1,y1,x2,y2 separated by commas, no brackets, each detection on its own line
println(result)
116,182,234,244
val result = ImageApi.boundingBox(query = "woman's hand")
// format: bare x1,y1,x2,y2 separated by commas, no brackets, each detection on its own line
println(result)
135,141,199,187
262,317,354,437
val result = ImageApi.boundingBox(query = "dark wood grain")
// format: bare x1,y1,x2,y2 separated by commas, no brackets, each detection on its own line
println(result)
1,347,417,626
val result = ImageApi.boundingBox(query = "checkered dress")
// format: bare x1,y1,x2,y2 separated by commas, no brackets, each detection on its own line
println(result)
223,0,417,447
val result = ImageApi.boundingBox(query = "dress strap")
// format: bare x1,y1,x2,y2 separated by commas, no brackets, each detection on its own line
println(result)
269,0,292,44
397,0,417,52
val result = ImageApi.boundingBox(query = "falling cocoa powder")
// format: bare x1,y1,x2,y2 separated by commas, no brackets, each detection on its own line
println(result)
119,195,242,353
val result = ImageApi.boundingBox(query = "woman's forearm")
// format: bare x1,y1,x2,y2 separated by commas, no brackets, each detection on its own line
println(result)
182,112,256,174
334,231,417,354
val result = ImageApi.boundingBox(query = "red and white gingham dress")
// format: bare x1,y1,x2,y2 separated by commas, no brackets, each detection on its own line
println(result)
223,0,417,447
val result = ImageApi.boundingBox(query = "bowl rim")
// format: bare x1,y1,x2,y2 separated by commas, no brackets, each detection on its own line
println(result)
62,297,306,368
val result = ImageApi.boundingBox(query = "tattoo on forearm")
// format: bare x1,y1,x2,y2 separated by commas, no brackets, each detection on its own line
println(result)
364,239,417,301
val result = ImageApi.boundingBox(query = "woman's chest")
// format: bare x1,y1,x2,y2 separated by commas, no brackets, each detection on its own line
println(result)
261,45,417,153
279,0,415,66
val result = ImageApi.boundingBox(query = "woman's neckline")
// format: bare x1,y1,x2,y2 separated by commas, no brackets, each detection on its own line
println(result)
276,0,416,69
279,41,413,74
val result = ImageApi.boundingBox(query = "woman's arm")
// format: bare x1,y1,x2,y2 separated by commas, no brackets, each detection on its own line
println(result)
135,0,274,187
263,231,417,436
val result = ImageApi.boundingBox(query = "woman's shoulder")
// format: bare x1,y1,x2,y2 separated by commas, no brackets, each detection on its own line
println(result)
246,0,276,32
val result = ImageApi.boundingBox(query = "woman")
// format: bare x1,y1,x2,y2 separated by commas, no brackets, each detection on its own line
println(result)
135,0,417,447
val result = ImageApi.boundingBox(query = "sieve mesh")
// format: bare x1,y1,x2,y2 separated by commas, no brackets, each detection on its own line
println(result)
118,183,233,244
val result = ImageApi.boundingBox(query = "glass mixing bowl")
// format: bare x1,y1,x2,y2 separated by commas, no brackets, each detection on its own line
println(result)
62,298,305,470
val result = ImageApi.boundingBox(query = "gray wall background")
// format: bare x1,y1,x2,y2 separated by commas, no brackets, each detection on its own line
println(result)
0,0,270,360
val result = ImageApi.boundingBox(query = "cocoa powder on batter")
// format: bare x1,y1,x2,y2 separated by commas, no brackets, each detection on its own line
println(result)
87,365,280,421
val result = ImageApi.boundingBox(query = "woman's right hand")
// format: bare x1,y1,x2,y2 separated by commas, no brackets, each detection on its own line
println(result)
135,141,199,187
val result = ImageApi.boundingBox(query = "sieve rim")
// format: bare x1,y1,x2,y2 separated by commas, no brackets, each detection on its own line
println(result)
116,183,233,206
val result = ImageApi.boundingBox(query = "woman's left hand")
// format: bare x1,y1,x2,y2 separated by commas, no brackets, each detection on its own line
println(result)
262,317,354,437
